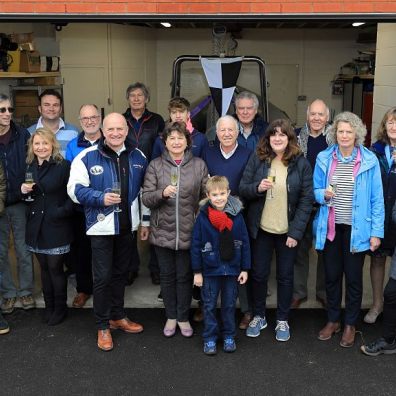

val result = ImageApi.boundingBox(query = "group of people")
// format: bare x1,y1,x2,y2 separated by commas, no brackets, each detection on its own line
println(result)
0,83,396,357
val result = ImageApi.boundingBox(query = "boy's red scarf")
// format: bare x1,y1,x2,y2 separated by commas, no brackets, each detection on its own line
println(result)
207,206,233,231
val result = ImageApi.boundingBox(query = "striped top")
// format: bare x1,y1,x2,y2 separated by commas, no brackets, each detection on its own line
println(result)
332,159,355,225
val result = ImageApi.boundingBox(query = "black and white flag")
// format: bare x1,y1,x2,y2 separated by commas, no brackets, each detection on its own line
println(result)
200,56,243,116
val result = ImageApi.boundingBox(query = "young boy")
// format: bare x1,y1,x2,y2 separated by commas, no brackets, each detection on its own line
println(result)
191,176,250,355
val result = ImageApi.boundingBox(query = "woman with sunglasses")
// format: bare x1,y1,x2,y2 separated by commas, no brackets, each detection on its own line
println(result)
21,128,73,326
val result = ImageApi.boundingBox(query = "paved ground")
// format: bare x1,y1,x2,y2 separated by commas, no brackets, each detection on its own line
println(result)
1,308,393,396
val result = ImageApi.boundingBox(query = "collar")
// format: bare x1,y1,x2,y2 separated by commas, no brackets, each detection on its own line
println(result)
37,117,65,133
220,142,238,159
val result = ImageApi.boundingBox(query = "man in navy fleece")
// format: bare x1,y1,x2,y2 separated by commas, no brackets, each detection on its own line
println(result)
203,115,252,196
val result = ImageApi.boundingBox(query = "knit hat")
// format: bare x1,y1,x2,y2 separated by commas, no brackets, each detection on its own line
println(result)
207,205,234,261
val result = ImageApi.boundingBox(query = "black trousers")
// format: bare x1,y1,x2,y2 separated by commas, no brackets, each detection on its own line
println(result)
155,246,192,322
383,277,396,342
323,224,365,325
90,232,136,330
72,211,93,294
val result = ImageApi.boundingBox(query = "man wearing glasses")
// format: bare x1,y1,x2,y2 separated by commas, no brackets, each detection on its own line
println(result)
28,89,78,157
0,94,35,315
65,104,102,309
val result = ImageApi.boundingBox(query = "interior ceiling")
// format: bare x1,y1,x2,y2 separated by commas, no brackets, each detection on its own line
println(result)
130,21,378,30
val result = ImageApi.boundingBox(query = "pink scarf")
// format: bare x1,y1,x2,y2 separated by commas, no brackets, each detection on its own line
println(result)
326,148,361,241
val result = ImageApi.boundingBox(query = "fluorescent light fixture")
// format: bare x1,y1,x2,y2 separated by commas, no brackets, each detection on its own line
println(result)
352,22,365,27
160,22,172,28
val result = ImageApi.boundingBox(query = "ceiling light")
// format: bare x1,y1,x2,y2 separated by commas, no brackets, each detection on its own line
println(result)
352,22,365,27
160,22,172,28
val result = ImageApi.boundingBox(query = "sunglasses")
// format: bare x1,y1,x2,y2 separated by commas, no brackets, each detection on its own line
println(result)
0,107,15,114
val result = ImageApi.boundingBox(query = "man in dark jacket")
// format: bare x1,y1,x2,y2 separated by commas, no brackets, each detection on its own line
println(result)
0,94,34,314
292,99,331,309
234,91,268,151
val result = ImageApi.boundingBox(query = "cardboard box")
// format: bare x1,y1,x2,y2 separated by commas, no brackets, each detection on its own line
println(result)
14,91,39,107
7,50,21,72
20,51,40,73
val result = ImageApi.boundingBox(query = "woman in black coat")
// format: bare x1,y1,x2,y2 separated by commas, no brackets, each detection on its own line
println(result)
239,119,313,342
21,128,73,326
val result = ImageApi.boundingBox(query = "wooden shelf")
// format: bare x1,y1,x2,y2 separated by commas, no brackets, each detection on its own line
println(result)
0,72,61,79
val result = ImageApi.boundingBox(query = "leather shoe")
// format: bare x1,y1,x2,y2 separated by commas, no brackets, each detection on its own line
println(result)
193,307,204,322
318,321,341,341
291,296,307,309
97,329,113,351
177,321,193,337
72,292,90,308
239,313,253,330
340,325,356,348
163,319,177,337
150,272,160,285
127,271,139,286
109,318,143,333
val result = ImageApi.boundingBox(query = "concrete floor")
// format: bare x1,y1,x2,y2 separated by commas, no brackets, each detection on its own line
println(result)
6,241,391,310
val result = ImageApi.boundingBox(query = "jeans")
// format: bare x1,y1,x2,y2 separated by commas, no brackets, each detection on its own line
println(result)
294,212,326,300
0,203,33,298
90,232,137,330
383,277,396,342
252,229,296,321
155,247,192,322
323,224,365,325
201,275,238,342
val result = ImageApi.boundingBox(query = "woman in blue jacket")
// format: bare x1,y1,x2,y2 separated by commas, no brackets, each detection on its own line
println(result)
314,111,384,348
364,107,396,324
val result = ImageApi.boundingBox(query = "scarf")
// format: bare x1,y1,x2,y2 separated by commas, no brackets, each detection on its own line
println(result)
207,205,233,231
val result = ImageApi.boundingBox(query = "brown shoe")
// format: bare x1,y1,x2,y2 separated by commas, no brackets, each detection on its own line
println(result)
239,313,253,330
340,325,356,348
109,318,143,333
291,296,307,309
72,293,90,308
97,329,113,351
193,307,204,322
318,321,341,341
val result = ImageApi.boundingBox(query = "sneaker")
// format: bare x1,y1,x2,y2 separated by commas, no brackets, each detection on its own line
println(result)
203,341,217,355
223,338,236,353
20,295,36,310
157,292,163,302
361,337,396,356
275,320,290,342
0,313,10,335
246,315,267,337
1,297,17,314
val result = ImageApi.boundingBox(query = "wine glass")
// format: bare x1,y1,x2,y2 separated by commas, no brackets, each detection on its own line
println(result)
170,167,178,198
112,181,122,212
25,171,35,202
326,176,337,207
267,168,276,199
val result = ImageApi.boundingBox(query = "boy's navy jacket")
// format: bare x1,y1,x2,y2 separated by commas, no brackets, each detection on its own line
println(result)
191,196,251,276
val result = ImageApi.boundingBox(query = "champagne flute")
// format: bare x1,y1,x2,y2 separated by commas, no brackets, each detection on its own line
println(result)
327,176,337,207
267,168,276,199
25,171,35,202
170,167,178,198
112,181,122,212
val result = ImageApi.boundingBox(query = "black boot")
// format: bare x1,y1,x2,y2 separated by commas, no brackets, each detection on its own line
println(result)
42,292,54,324
48,295,67,326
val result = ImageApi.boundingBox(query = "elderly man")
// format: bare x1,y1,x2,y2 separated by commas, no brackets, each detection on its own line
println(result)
202,115,252,326
234,91,268,151
0,94,35,315
68,112,149,351
292,99,331,309
28,89,78,157
66,104,102,309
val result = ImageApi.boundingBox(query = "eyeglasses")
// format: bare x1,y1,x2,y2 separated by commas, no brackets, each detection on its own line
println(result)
386,121,396,127
0,107,14,114
79,115,100,123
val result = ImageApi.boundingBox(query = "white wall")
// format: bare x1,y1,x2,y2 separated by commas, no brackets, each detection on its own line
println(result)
372,23,396,137
154,28,367,127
